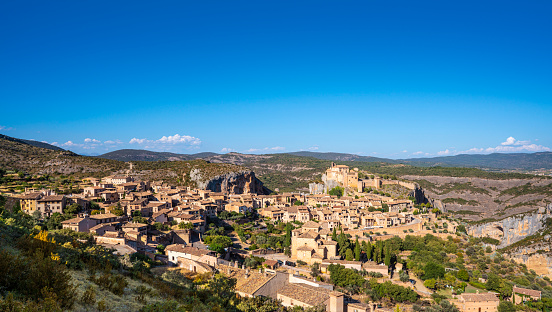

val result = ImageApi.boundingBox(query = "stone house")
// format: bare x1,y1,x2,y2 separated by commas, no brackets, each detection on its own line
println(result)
457,293,499,312
277,283,344,312
165,244,218,269
291,221,338,265
512,286,541,304
20,192,42,214
61,216,95,232
37,195,66,217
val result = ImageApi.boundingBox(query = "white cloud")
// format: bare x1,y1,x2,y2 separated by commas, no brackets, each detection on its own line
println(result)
308,146,319,151
104,140,123,145
413,151,424,155
0,125,14,131
460,137,550,155
129,138,148,144
437,149,453,156
62,141,82,147
246,146,286,153
484,143,550,153
84,138,100,143
157,134,201,145
401,150,408,153
501,136,516,146
221,147,235,153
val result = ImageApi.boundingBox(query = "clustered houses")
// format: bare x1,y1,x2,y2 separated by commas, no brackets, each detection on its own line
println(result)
259,196,415,231
14,168,419,312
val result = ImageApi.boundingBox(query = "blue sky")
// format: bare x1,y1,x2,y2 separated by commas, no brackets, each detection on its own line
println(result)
1,1,551,158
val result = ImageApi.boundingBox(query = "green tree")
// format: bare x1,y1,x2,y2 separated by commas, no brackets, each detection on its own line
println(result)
384,245,391,266
424,278,437,290
498,301,516,312
457,269,469,281
354,238,361,261
422,262,445,280
111,208,124,216
328,186,344,198
310,262,321,278
337,228,351,257
365,241,372,261
204,235,233,254
65,203,80,215
179,222,194,229
486,273,501,292
345,249,354,261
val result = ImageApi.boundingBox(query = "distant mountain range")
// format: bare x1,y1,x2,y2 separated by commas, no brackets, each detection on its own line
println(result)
97,149,552,171
401,152,552,171
99,149,218,162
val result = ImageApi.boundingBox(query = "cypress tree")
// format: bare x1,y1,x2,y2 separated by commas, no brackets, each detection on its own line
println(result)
366,241,372,261
354,238,361,261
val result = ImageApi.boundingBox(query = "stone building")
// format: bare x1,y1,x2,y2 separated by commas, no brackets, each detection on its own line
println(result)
512,286,541,304
457,293,499,312
291,221,338,265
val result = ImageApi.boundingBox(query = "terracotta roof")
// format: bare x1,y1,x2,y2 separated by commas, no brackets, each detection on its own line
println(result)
89,223,115,231
460,293,499,302
297,246,314,252
165,245,212,257
122,222,148,228
277,283,342,307
298,231,319,239
38,195,65,202
513,286,541,297
21,193,42,200
302,221,320,229
151,211,167,219
219,265,275,296
61,217,86,224
90,213,118,220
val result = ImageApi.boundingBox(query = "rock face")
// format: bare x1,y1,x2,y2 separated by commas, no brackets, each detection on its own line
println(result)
191,170,268,194
508,245,552,277
468,205,552,248
402,175,552,221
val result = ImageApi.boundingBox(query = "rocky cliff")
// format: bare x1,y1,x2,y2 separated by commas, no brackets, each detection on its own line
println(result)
468,206,551,248
508,244,552,277
402,175,552,221
191,169,269,194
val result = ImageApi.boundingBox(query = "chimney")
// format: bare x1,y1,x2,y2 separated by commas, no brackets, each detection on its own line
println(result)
329,293,344,312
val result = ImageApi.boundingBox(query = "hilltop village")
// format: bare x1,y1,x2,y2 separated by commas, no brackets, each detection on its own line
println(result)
1,163,551,312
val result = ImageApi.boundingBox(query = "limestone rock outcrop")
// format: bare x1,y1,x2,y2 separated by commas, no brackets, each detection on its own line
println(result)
191,170,268,194
468,206,551,248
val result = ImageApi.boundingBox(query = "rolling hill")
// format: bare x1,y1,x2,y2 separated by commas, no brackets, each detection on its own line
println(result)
99,149,218,162
0,134,64,151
